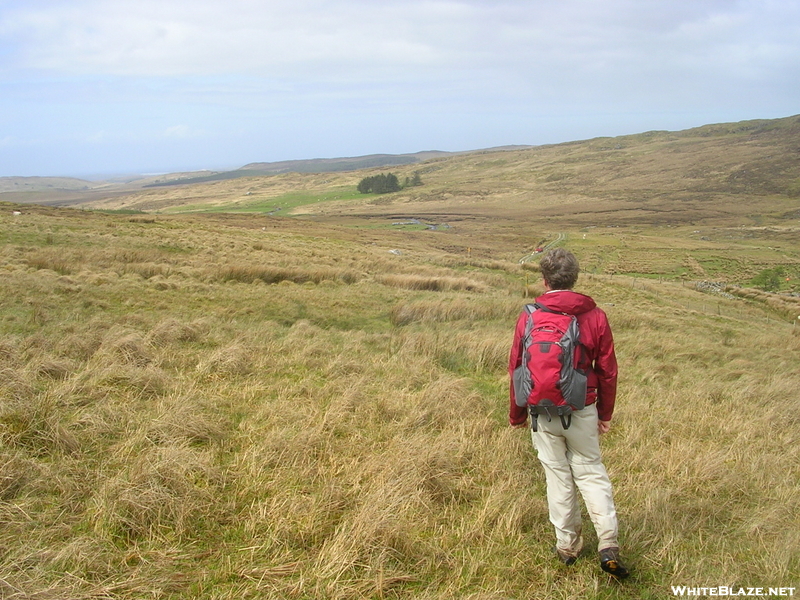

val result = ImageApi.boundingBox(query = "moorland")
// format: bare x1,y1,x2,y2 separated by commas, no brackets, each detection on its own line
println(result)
1,115,799,599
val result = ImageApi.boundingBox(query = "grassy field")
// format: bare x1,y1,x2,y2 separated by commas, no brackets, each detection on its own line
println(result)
2,115,800,599
1,196,798,599
162,188,368,216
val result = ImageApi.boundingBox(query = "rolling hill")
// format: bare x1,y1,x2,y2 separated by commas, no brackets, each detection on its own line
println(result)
52,115,799,228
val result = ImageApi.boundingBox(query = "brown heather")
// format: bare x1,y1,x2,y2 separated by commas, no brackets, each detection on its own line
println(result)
2,116,800,598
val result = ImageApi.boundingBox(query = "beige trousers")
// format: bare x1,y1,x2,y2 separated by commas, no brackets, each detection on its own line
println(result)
531,403,619,555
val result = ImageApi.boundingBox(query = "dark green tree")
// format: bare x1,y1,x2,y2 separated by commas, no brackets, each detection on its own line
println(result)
357,177,372,194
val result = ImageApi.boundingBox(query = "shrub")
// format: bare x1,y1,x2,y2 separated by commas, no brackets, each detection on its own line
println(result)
751,266,784,291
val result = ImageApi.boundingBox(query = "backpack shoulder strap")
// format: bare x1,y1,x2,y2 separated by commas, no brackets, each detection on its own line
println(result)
520,304,536,342
534,302,569,317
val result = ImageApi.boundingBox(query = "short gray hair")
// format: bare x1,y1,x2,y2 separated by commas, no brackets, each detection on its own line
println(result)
539,249,579,290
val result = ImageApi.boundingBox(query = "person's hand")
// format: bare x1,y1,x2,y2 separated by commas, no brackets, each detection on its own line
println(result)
598,420,611,434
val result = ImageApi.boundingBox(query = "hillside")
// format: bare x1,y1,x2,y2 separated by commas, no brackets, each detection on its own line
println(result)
66,115,800,226
0,152,454,197
296,115,800,225
239,151,455,174
0,176,95,193
66,115,800,289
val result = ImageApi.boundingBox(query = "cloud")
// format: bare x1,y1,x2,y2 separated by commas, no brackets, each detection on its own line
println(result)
0,0,794,125
2,0,445,77
2,0,796,83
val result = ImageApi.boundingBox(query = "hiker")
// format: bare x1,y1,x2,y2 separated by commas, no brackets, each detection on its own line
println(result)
509,248,629,579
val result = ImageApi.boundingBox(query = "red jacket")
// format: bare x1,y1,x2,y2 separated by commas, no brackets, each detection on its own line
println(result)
508,290,618,426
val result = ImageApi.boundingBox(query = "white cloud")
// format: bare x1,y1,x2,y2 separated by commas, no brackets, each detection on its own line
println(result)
2,0,449,77
2,0,794,122
1,0,795,83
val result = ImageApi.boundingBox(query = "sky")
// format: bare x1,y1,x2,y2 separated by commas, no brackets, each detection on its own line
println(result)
0,0,798,179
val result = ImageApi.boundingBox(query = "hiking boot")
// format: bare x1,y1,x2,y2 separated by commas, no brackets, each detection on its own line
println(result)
554,547,578,566
599,547,630,579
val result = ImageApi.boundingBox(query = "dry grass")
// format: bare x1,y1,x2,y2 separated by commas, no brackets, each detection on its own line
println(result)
725,285,800,319
1,195,799,599
389,296,520,325
214,263,360,285
376,273,487,293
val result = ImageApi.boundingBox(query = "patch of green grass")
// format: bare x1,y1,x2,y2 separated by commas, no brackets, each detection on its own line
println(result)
166,186,364,215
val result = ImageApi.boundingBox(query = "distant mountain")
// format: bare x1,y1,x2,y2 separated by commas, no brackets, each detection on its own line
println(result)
239,151,453,173
142,151,458,187
238,148,532,174
0,176,94,193
0,148,531,194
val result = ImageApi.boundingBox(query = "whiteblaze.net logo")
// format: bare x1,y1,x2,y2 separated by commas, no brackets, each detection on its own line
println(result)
671,587,796,597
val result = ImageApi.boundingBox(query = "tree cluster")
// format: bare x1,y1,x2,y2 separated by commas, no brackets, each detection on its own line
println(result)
357,171,423,194
357,173,400,194
403,171,423,188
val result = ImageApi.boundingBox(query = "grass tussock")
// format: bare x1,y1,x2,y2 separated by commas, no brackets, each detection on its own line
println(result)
376,273,487,292
26,250,75,275
196,341,254,377
214,263,360,285
122,262,174,279
146,393,228,446
433,256,518,272
0,450,36,501
521,261,541,272
94,328,154,367
89,443,221,542
95,364,173,399
147,317,208,346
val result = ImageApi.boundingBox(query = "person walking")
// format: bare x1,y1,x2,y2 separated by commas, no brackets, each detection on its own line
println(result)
509,248,629,578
